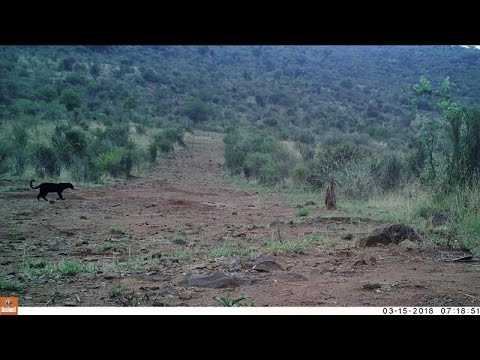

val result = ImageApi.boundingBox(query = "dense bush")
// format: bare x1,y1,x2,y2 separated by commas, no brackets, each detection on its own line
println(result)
32,145,60,177
95,147,129,178
224,129,294,185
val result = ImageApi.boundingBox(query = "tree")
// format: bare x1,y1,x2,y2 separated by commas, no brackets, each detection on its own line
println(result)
60,89,81,111
61,57,76,71
183,100,210,124
413,76,480,186
37,85,57,102
90,63,101,78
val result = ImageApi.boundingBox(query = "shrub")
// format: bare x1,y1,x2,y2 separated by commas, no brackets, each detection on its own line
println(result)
0,140,12,174
60,89,81,111
95,147,129,178
32,145,60,177
182,100,210,124
293,164,310,186
37,85,57,102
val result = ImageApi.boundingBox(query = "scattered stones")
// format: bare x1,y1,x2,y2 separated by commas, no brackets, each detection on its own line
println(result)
375,284,393,293
309,268,333,277
310,264,335,276
193,263,208,270
269,219,285,227
206,263,220,270
182,272,243,288
452,256,475,263
276,272,308,282
362,283,382,290
178,292,193,300
225,258,246,272
343,234,353,241
406,256,424,263
148,274,171,282
338,250,353,257
139,286,160,291
252,255,284,272
153,302,169,307
353,259,368,266
399,240,419,251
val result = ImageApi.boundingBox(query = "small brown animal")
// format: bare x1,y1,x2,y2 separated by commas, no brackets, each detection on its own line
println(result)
269,219,285,242
30,180,74,201
325,174,336,210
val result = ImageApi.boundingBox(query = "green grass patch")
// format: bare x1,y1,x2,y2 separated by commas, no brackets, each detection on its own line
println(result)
341,184,480,254
172,235,187,245
210,243,237,257
99,241,120,252
111,226,126,235
296,208,309,217
168,250,191,261
110,284,129,298
261,234,330,255
24,259,91,279
0,275,24,293
98,257,159,275
214,294,254,307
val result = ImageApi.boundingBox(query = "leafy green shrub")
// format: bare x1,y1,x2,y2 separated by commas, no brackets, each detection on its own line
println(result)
95,147,129,178
0,275,24,292
297,208,309,217
370,153,405,190
152,133,174,155
163,126,186,146
90,63,101,78
32,145,60,177
0,140,12,174
148,141,158,163
60,57,76,71
60,89,81,111
37,85,57,102
65,129,88,155
181,99,210,124
224,129,294,185
336,161,377,199
214,295,253,307
293,164,310,186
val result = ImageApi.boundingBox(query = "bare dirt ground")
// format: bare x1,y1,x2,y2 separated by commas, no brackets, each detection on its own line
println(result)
1,131,479,307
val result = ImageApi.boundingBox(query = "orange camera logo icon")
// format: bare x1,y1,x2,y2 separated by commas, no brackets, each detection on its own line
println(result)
0,297,18,315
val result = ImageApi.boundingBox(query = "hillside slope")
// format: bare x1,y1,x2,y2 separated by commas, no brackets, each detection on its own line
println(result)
2,45,480,145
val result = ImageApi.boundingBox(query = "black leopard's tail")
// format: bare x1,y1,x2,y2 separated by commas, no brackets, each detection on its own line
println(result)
30,180,40,189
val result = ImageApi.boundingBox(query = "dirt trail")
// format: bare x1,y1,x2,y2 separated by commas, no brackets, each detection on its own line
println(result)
1,131,479,307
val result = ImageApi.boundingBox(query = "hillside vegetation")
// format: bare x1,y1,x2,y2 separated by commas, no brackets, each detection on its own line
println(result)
0,45,479,253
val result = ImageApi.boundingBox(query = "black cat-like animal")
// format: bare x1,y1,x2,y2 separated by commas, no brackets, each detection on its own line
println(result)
30,180,74,201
